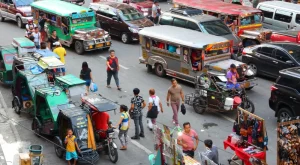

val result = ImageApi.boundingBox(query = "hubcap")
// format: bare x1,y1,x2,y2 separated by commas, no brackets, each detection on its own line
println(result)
156,65,162,73
249,64,257,75
122,34,127,43
280,112,290,120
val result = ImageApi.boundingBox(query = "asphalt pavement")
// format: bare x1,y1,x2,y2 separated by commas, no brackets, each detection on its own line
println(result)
0,1,278,165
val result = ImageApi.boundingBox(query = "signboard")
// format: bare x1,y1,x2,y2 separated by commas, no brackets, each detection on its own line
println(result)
4,54,14,64
71,11,94,19
74,116,87,128
206,42,230,51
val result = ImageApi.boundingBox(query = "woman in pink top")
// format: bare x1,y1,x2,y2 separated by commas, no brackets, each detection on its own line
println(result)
148,88,163,130
177,122,199,158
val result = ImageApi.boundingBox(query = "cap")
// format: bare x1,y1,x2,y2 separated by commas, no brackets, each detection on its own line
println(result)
230,64,236,68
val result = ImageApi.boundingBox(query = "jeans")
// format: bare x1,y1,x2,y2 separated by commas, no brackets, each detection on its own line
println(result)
171,102,180,125
118,129,128,146
133,114,144,136
107,70,119,87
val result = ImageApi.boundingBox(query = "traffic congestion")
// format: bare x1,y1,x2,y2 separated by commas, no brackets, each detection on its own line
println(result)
0,0,300,164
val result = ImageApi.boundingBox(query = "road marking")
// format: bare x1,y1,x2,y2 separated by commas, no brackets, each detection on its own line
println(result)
114,129,152,155
213,112,235,123
99,56,129,70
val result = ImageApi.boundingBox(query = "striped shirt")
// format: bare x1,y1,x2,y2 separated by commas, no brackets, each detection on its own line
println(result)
120,112,129,130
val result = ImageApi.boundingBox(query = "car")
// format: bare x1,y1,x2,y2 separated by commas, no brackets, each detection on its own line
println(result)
0,0,33,28
242,42,300,78
89,1,154,44
269,67,300,121
118,0,153,17
158,7,242,59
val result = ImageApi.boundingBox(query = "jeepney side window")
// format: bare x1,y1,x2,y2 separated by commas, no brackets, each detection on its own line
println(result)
152,40,165,50
191,49,202,71
145,37,150,50
183,47,189,64
167,44,179,54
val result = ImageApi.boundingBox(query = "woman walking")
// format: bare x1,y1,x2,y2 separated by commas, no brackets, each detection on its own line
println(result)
148,88,163,130
80,62,94,95
116,105,130,150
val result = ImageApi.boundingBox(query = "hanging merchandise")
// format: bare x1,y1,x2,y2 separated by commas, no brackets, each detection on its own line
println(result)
277,117,300,165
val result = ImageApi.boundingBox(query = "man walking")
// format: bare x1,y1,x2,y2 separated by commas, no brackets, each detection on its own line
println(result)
166,78,184,127
106,50,121,90
130,88,146,140
203,139,219,164
151,0,161,24
177,122,199,158
53,42,67,75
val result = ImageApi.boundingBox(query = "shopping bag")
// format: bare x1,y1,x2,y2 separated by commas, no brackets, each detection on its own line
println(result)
147,118,153,129
181,103,186,115
90,82,98,92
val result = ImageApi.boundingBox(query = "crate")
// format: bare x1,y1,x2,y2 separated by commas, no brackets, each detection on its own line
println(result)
29,145,43,155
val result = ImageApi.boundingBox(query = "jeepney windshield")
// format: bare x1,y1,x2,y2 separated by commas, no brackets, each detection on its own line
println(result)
118,8,144,21
200,20,231,36
14,0,33,7
71,16,93,24
240,14,261,26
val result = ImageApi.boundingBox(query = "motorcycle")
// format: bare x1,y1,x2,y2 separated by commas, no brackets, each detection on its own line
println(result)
96,127,118,163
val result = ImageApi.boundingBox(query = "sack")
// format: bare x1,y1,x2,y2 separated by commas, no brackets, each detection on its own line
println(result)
181,103,186,115
90,82,98,92
147,118,153,129
147,97,158,119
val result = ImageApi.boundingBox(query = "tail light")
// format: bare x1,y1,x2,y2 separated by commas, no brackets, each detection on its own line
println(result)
271,85,278,91
242,49,247,55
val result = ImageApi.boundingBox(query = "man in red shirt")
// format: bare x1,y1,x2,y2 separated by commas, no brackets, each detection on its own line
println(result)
191,50,202,71
177,122,199,158
106,50,121,90
92,111,110,139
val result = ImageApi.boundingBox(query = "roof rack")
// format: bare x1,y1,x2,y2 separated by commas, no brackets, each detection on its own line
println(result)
170,7,203,17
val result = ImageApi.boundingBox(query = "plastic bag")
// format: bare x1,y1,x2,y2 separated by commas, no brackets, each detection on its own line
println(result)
90,82,98,92
147,118,153,129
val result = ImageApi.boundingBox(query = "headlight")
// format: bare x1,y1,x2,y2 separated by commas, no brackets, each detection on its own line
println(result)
85,41,94,45
109,132,114,138
128,27,139,33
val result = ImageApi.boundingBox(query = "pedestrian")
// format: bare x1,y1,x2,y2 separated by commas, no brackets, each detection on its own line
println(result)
40,42,47,50
166,78,184,127
53,42,67,75
148,88,163,130
116,105,130,150
106,50,121,90
38,13,50,42
25,19,36,33
65,128,81,165
130,88,146,140
48,30,59,50
203,139,219,164
151,0,161,24
32,27,42,49
177,122,199,158
80,62,94,95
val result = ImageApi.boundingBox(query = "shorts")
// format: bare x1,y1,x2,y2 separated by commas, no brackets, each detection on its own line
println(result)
57,68,66,73
192,62,199,67
227,83,240,89
66,151,78,161
85,79,91,87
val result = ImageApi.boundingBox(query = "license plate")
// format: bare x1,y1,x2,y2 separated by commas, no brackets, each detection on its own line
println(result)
106,42,110,46
96,43,103,48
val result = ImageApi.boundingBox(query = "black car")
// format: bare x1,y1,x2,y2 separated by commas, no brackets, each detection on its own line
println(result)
242,42,300,78
269,67,300,121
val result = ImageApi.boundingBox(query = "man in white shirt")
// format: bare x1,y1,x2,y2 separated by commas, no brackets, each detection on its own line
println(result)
151,0,160,24
32,27,42,49
26,19,36,33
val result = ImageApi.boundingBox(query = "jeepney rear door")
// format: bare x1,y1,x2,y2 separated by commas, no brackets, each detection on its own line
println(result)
180,47,196,82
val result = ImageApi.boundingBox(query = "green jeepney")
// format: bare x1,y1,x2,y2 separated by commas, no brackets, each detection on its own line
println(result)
31,0,112,54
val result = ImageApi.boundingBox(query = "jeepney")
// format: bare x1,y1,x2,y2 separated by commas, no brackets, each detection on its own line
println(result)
139,26,256,89
173,0,272,47
31,0,111,55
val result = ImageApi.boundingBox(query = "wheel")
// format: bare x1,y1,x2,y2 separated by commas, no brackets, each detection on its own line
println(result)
0,13,4,22
103,47,110,51
108,143,118,163
277,107,293,121
192,98,206,114
248,63,258,76
121,33,130,44
12,97,21,115
17,17,24,28
54,138,64,158
241,99,255,113
147,65,152,72
154,63,166,77
74,40,84,55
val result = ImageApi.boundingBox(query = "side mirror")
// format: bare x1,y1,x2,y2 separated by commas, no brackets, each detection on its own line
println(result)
287,25,290,30
112,16,118,21
286,60,294,65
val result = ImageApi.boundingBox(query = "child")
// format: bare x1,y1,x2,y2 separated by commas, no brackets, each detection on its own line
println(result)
116,105,130,150
65,129,81,165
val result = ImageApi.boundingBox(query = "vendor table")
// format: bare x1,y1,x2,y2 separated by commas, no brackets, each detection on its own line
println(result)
224,138,266,165
184,156,201,165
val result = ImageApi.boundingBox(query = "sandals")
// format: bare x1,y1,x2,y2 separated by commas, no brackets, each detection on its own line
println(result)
120,146,127,150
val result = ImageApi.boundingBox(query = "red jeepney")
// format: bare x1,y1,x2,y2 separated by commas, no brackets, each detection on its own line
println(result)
271,30,300,44
173,0,272,47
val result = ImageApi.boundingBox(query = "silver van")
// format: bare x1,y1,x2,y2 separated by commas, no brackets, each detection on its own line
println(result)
257,1,300,30
158,8,242,59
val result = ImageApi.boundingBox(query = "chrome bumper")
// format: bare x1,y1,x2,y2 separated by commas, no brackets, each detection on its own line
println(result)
21,16,33,24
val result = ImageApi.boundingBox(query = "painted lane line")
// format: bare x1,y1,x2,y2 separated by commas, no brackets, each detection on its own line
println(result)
99,56,129,70
213,112,235,123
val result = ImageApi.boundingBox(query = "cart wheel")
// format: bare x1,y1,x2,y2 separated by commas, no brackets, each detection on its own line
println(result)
12,96,21,115
241,99,255,113
193,98,206,114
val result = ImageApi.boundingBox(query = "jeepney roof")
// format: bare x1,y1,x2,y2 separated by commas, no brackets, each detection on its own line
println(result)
12,37,35,48
259,1,300,13
35,49,60,59
163,11,220,23
56,74,86,87
207,59,245,70
31,0,91,16
139,25,228,48
59,106,87,118
173,0,262,16
273,30,299,38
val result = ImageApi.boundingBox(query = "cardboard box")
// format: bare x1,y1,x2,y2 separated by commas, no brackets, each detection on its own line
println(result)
19,153,31,165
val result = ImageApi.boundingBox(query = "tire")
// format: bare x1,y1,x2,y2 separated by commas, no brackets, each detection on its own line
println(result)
277,107,293,121
103,47,110,51
108,143,118,163
17,17,24,28
0,13,4,22
154,63,166,77
54,137,64,158
12,96,21,115
75,40,84,55
121,33,130,44
147,65,152,72
192,98,206,114
241,99,255,113
248,63,258,77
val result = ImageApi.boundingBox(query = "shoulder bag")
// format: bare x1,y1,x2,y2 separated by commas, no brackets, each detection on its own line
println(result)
147,97,158,119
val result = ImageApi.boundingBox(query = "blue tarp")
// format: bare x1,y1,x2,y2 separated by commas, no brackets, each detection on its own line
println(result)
35,49,60,59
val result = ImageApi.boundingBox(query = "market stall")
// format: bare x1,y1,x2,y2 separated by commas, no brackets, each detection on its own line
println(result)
224,107,268,165
277,117,300,165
